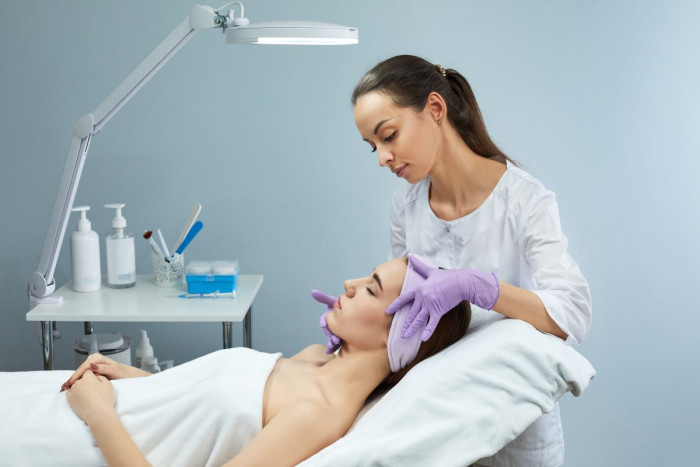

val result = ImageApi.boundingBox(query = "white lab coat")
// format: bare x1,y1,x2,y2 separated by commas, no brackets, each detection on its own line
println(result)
389,162,591,466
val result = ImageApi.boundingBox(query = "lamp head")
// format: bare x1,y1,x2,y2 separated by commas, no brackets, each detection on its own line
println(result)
226,21,358,45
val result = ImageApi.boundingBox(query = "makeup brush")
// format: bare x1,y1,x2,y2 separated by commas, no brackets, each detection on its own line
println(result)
143,230,164,257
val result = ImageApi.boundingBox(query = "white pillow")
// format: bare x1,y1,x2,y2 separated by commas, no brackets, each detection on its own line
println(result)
300,318,595,467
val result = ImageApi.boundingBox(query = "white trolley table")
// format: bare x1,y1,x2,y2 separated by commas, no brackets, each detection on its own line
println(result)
26,274,263,370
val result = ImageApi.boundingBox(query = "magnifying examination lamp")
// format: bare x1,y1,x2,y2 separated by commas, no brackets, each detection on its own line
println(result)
27,2,357,364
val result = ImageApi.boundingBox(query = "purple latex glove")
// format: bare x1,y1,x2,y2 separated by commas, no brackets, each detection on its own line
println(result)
386,255,500,341
312,289,342,354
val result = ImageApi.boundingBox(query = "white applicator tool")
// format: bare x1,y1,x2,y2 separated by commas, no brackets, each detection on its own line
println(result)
156,229,170,262
172,203,202,254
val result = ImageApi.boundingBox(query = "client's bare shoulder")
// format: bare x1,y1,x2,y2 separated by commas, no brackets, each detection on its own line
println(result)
290,344,335,363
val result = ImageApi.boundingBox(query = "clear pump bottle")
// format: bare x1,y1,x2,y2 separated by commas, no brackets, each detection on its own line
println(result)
104,203,136,288
70,206,101,292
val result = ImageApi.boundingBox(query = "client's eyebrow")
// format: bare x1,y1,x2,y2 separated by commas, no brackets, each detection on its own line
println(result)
362,119,392,143
373,273,384,292
373,119,391,135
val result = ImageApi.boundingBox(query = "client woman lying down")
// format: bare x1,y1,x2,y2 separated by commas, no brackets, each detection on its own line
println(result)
1,255,469,466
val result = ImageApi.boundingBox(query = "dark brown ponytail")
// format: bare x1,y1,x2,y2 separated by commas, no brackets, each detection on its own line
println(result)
352,55,516,166
368,299,472,400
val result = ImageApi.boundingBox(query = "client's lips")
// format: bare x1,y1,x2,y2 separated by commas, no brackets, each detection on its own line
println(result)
335,297,342,310
392,165,407,178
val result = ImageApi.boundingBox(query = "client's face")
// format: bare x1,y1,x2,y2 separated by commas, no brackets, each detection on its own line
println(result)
326,258,407,351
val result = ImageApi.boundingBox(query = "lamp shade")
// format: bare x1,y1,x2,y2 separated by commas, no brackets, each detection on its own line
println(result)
226,21,358,45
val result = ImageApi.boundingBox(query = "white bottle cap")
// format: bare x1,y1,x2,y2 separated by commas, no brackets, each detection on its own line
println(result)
72,206,92,231
136,330,154,359
104,203,127,229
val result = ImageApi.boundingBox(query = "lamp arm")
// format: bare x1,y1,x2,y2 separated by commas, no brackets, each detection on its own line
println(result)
29,5,223,306
93,17,197,133
29,134,91,303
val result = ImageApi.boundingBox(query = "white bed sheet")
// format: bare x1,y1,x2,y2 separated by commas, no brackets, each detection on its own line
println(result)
299,318,595,467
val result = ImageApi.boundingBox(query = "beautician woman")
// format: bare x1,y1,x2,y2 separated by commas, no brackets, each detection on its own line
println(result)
352,55,591,466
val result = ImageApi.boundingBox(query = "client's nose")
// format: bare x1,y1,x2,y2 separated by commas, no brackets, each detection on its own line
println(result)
343,279,357,297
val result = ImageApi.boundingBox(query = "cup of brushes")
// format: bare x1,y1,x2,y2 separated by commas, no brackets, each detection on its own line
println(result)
144,221,203,288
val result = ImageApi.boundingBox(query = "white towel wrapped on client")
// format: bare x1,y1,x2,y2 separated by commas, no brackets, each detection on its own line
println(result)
0,348,281,466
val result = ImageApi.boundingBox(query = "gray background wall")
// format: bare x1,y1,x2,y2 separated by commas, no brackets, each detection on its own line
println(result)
1,1,698,465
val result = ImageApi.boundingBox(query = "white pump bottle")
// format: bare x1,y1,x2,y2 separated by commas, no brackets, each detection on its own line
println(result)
70,206,101,292
104,203,136,288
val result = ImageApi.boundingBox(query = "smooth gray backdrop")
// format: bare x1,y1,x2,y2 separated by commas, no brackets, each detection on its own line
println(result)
1,1,697,465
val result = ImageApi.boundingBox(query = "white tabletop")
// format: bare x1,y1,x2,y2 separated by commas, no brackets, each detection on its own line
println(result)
26,275,263,323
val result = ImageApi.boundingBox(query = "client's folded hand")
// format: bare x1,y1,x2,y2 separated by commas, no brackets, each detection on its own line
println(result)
61,353,150,392
65,369,115,425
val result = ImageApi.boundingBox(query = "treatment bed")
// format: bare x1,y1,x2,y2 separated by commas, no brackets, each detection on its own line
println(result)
0,318,594,466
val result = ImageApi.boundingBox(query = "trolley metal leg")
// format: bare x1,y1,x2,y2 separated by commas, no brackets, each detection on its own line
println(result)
222,306,252,349
223,322,233,349
243,306,252,348
41,320,54,370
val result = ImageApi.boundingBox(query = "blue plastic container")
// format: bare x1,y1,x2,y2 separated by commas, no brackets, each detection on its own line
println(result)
185,260,239,295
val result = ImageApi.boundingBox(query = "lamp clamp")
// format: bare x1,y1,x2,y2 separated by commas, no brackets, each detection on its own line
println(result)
190,2,248,31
